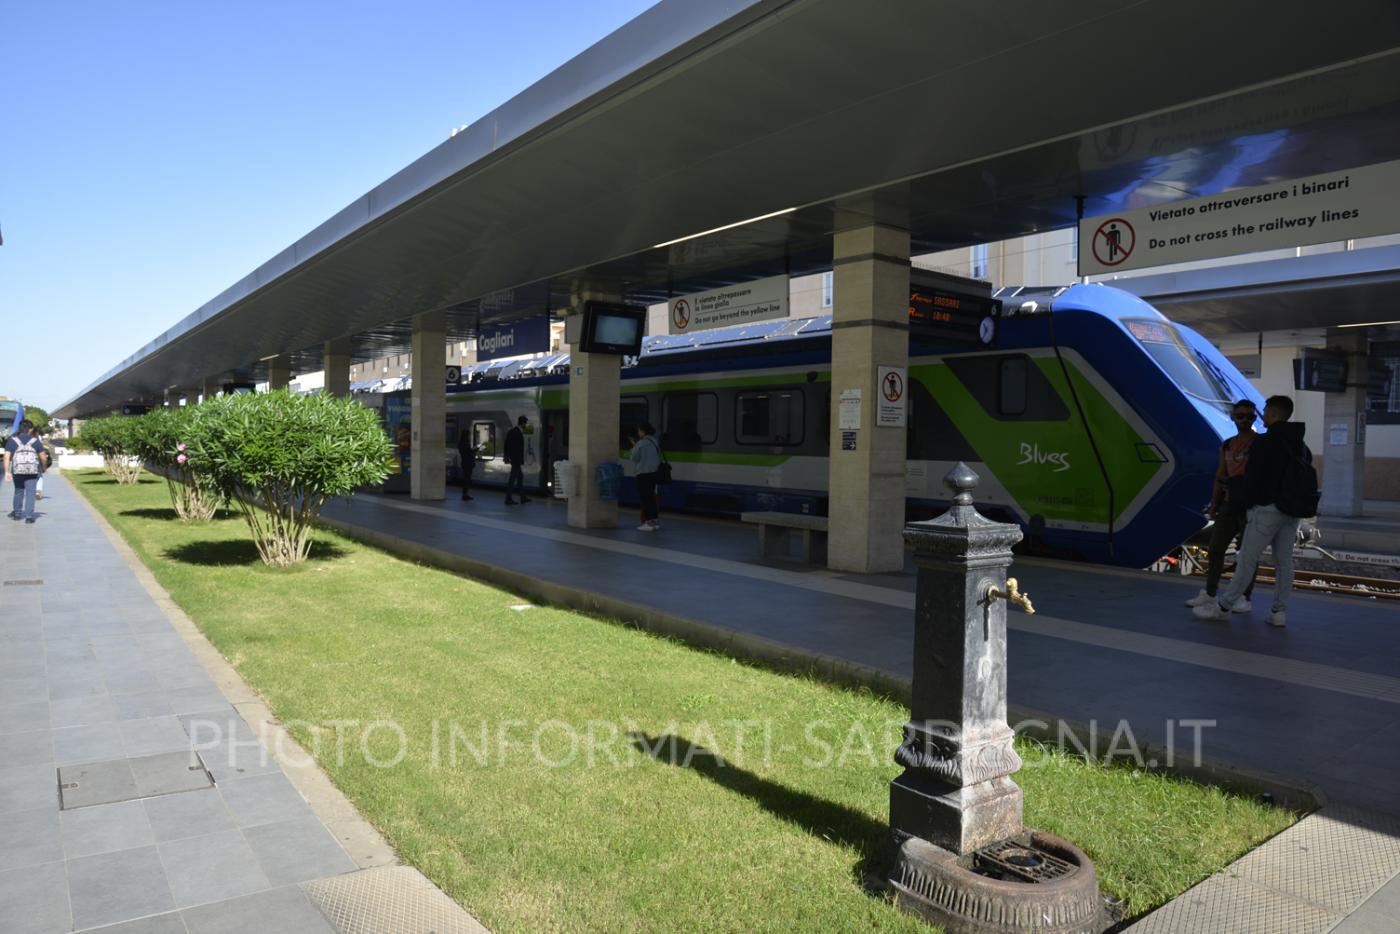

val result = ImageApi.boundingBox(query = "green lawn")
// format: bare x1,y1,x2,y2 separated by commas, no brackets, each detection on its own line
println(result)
71,470,1295,931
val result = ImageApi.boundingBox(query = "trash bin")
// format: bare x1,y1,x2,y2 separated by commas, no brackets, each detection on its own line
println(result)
596,462,624,501
553,460,580,499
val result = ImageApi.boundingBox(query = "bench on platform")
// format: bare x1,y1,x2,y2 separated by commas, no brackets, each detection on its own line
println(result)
740,511,829,564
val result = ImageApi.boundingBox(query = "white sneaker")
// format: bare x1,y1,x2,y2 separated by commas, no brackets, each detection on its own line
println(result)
1267,610,1287,628
1192,601,1230,622
1229,596,1252,614
650,520,661,530
1185,589,1213,608
636,523,656,532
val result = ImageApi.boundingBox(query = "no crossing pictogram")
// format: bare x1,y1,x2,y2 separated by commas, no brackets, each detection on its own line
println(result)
1092,218,1135,266
672,299,690,331
882,369,904,402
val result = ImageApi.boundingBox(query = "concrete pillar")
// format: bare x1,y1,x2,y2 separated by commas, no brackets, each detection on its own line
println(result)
200,378,218,403
1319,330,1368,517
324,338,352,398
410,311,447,501
827,223,911,573
566,288,621,529
266,356,292,391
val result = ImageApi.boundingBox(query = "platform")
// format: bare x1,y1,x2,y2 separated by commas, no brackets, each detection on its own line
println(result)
321,490,1400,819
1315,500,1400,560
0,473,486,933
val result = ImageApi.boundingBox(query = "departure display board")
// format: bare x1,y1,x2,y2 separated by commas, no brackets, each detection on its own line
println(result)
908,287,999,343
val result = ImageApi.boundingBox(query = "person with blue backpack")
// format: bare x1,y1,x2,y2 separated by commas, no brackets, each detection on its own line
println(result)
1193,395,1317,628
4,419,48,524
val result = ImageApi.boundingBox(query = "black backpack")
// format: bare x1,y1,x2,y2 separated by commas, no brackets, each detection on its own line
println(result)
1275,444,1320,519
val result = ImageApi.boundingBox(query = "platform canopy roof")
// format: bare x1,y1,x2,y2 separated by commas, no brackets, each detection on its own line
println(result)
1113,244,1400,338
58,0,1400,417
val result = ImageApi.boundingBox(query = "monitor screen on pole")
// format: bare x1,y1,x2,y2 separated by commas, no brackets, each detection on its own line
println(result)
581,301,645,355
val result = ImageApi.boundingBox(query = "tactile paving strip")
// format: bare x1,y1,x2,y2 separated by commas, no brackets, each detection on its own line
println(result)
1125,874,1339,934
1230,803,1400,913
1127,804,1400,933
302,866,488,934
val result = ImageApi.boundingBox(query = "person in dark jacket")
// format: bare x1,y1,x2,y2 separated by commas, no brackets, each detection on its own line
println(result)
456,428,476,501
503,415,530,505
628,422,662,531
1194,395,1308,628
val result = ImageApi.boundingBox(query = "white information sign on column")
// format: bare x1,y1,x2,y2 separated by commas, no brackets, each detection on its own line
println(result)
839,389,862,430
1078,159,1400,276
876,366,906,428
667,275,789,334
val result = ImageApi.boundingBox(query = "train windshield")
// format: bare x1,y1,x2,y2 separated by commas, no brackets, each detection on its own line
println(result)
1124,319,1233,407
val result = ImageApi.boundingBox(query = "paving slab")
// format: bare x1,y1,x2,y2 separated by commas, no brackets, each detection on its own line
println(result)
0,471,484,932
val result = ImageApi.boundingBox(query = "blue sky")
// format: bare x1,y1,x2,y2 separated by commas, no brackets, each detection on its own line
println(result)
0,0,656,411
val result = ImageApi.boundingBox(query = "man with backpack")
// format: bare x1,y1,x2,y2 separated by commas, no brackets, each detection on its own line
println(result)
4,419,48,524
1193,395,1317,628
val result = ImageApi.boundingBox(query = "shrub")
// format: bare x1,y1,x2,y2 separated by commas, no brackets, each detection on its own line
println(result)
185,390,393,566
130,407,221,521
78,416,143,484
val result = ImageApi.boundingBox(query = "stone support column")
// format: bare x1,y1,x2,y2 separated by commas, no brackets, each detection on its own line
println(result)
200,378,219,403
265,356,292,392
323,338,352,398
566,288,621,529
411,312,447,501
827,224,910,573
1319,330,1367,517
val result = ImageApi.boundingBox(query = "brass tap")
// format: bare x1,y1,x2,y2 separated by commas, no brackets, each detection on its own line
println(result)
987,578,1035,615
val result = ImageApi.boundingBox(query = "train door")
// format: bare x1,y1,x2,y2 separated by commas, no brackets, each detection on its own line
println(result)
541,410,567,493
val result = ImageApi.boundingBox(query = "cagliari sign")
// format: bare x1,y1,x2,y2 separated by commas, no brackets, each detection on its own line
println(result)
1078,159,1400,276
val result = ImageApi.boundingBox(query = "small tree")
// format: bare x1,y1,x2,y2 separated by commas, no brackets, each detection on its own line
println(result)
22,405,55,437
186,390,393,566
79,416,143,484
131,407,221,521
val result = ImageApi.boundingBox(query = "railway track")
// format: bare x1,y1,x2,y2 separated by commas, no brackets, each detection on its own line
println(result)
1160,545,1400,600
1252,567,1400,600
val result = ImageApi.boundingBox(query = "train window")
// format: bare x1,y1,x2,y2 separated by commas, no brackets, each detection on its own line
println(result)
621,396,649,447
472,421,497,458
662,392,718,451
998,357,1028,416
735,391,805,445
1125,319,1233,405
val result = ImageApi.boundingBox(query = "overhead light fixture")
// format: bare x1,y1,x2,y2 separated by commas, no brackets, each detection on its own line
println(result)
1335,319,1400,329
652,207,796,249
258,353,282,361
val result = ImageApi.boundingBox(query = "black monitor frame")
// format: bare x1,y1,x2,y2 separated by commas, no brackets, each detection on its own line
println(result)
580,301,646,355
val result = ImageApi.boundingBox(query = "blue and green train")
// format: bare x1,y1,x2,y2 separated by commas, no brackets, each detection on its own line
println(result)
0,399,24,440
435,283,1260,568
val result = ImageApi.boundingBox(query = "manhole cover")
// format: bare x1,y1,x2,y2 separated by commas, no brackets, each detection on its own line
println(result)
58,751,213,809
3,579,43,586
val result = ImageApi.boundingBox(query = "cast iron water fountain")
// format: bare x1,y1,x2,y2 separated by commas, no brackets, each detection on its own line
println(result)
887,463,1105,932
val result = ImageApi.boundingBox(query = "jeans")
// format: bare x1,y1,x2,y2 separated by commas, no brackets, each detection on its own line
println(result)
1205,510,1255,598
637,473,659,523
11,475,37,519
1220,504,1301,613
506,464,524,500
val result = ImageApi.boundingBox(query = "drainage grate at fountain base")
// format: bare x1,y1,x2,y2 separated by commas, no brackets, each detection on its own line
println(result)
972,835,1078,884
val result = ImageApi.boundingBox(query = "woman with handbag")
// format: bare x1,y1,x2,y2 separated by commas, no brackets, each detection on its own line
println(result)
629,422,663,532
